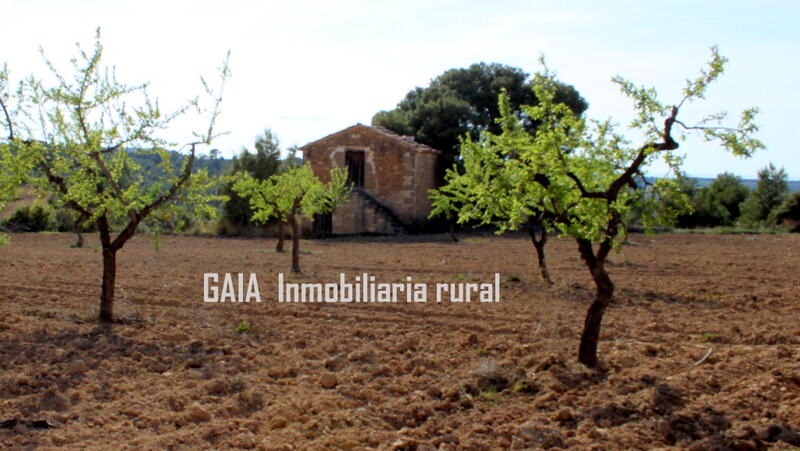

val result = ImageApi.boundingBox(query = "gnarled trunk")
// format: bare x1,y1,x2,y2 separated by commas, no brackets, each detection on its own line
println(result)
288,214,300,273
576,238,615,367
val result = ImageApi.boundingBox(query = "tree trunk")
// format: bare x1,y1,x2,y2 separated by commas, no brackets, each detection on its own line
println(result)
528,222,552,284
99,246,117,322
289,214,301,273
74,228,84,248
576,239,615,368
96,214,139,323
276,221,285,253
447,219,459,243
73,214,87,248
98,217,116,323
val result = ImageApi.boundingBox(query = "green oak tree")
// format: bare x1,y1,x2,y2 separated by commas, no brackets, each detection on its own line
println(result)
430,49,762,367
685,172,750,227
0,31,229,322
232,163,350,273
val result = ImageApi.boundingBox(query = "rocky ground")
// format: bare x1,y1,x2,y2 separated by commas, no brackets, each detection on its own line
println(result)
0,232,798,450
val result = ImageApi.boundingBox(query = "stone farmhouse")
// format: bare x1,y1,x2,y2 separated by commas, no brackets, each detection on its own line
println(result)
299,123,440,235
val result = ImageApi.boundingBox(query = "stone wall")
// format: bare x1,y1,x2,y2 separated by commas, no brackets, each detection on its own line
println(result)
301,124,439,234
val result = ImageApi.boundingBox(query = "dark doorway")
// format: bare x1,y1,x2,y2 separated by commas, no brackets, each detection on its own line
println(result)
313,212,332,236
345,150,365,187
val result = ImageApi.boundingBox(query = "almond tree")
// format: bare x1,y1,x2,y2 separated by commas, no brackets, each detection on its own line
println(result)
431,48,762,367
0,31,229,322
233,163,350,273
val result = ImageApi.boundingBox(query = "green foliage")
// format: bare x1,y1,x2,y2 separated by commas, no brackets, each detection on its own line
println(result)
126,149,232,186
680,172,750,227
0,67,29,244
373,62,588,169
0,29,230,321
222,128,282,228
511,382,528,393
652,174,696,228
430,49,762,367
49,197,97,233
280,145,303,171
699,332,718,343
232,163,350,226
771,192,800,231
739,163,789,227
431,49,762,247
1,202,53,232
234,320,257,335
2,31,228,235
233,163,350,272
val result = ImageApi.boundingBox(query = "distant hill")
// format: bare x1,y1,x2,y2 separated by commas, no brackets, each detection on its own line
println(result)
127,149,233,183
691,177,800,192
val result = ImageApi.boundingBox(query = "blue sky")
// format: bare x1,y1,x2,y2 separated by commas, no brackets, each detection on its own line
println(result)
2,0,797,178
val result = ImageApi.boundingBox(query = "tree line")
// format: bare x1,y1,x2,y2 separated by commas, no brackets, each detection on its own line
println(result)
671,165,798,230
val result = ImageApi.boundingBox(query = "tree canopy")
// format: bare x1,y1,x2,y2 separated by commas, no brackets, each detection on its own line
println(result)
430,49,762,367
372,62,588,167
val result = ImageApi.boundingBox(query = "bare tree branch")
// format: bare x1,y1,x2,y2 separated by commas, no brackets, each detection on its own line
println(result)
0,96,13,140
566,172,609,199
37,159,92,218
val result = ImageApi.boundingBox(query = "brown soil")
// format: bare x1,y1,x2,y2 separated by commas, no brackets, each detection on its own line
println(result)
1,232,799,450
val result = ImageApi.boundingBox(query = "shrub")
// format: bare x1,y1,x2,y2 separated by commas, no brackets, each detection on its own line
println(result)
51,204,96,233
772,192,800,232
1,203,53,232
692,173,750,227
739,164,788,227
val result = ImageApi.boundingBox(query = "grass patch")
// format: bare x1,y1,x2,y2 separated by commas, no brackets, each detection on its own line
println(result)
234,320,257,335
699,332,718,343
479,386,500,403
511,382,528,393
